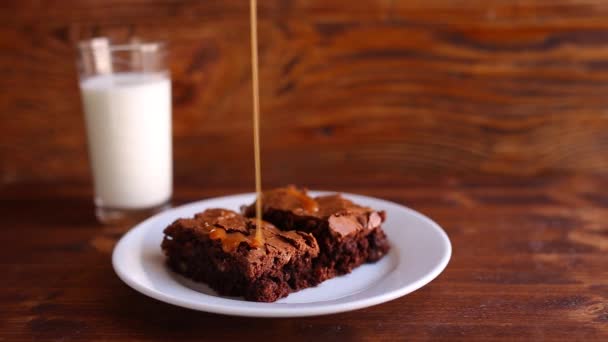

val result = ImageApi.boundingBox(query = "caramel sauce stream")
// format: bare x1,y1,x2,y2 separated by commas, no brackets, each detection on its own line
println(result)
250,0,264,248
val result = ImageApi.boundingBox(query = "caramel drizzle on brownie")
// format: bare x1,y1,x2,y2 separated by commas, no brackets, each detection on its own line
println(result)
206,220,313,253
259,185,319,214
284,186,319,213
208,228,253,253
195,209,264,252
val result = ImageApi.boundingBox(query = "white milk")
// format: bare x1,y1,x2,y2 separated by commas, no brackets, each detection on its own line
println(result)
80,72,172,209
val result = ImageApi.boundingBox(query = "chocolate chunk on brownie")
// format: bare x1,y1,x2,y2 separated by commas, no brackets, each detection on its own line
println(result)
243,186,390,281
161,208,319,302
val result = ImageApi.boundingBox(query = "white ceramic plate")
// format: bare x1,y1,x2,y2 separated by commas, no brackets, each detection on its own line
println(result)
112,191,451,317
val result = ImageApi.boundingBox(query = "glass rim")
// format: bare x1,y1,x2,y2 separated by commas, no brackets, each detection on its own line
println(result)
78,38,167,53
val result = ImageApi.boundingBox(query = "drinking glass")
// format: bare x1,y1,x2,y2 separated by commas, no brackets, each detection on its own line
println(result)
78,38,172,224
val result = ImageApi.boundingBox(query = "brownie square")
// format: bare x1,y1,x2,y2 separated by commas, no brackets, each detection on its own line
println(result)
243,186,391,281
161,208,319,302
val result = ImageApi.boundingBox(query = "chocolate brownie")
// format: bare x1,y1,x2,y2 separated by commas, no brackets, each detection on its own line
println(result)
243,186,390,281
161,208,319,302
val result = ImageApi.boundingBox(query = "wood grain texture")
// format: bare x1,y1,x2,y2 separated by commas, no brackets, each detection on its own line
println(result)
2,1,608,340
2,0,608,186
1,175,608,341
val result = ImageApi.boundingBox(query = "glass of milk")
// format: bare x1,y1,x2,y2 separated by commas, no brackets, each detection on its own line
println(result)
78,38,172,224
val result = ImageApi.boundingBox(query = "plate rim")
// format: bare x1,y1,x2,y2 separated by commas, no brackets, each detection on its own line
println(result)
112,191,452,317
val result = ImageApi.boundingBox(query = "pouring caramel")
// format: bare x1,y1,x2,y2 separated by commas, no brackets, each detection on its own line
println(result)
249,0,264,248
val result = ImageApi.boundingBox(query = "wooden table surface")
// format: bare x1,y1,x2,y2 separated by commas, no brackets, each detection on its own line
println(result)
3,0,608,340
2,175,607,341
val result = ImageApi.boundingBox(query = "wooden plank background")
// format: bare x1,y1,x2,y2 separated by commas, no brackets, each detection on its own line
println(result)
2,0,608,187
2,2,608,340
